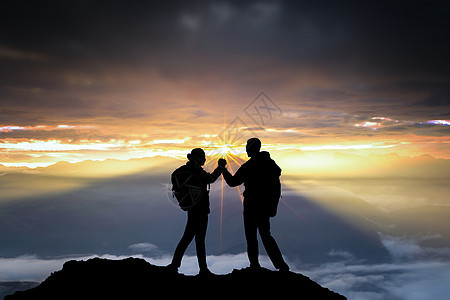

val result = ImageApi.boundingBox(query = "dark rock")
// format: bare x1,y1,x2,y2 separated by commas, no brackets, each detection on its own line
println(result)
6,257,346,299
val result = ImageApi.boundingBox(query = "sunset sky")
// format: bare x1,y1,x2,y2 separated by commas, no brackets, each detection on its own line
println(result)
1,0,449,169
1,2,450,299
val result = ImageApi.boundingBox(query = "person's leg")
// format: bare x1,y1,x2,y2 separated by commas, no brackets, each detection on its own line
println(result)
244,211,260,268
194,214,208,271
171,212,196,268
257,215,289,271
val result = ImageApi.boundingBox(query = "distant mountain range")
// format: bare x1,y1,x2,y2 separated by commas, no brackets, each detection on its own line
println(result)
0,153,448,262
0,157,394,263
1,152,449,179
1,152,449,300
0,156,181,177
277,150,450,178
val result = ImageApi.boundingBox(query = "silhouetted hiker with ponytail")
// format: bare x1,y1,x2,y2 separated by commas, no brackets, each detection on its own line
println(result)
167,148,221,276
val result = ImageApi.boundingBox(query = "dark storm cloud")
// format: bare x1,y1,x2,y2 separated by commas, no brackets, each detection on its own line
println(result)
1,0,449,124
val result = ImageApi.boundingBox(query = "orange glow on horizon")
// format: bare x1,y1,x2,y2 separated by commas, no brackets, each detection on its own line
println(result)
1,135,449,170
0,116,449,170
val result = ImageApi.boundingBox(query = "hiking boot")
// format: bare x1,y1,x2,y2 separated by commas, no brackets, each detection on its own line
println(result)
198,268,214,277
164,263,179,273
248,263,263,271
278,263,290,273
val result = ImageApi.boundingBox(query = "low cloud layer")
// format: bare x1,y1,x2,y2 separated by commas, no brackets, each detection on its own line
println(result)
0,253,268,282
301,235,450,300
2,242,450,300
305,259,450,300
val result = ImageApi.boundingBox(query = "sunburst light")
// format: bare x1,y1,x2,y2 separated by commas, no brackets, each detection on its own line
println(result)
202,135,248,251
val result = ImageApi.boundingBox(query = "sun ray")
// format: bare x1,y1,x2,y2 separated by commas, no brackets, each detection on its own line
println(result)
227,153,244,166
220,174,224,252
279,197,311,225
201,117,250,251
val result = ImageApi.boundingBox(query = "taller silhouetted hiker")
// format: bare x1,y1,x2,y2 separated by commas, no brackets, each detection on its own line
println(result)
220,138,289,272
167,148,221,276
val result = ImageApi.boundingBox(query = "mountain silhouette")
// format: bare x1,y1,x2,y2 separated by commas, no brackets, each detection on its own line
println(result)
0,282,38,300
5,257,346,299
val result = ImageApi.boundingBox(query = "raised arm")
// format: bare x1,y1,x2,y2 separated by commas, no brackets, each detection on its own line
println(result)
201,166,222,184
222,167,245,187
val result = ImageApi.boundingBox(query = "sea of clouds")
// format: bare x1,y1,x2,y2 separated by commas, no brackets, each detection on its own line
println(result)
1,234,450,300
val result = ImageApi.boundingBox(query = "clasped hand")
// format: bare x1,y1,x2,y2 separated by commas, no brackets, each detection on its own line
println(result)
217,158,227,172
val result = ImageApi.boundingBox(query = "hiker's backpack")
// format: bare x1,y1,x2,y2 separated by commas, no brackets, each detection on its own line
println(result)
171,166,204,211
265,174,281,217
250,158,281,217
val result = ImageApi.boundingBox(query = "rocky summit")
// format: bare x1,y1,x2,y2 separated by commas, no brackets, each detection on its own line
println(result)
6,257,347,299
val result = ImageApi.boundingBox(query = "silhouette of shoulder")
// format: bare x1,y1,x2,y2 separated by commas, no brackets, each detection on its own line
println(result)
223,151,280,187
173,163,219,185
